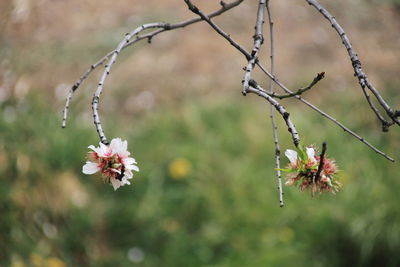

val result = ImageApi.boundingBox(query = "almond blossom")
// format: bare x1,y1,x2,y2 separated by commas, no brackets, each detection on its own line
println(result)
283,145,341,195
82,138,139,190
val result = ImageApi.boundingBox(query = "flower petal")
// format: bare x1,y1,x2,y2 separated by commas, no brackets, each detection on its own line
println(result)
110,178,122,191
121,177,131,185
82,162,100,174
285,149,298,165
306,147,317,164
121,140,127,151
306,147,315,159
88,145,102,156
110,138,121,150
124,169,133,179
125,164,139,172
99,142,112,157
110,138,130,158
123,157,137,165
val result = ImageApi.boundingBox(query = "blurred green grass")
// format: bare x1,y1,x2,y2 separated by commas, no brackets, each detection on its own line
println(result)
1,91,399,267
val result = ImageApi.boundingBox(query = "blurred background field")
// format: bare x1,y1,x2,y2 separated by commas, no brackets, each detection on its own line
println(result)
1,0,400,266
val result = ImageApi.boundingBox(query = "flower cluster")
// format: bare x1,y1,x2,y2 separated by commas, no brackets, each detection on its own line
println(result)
82,138,139,190
283,145,341,195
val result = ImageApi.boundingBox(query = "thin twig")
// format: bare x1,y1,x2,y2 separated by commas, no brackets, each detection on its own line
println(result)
314,141,327,182
62,0,244,128
267,72,325,99
248,80,301,147
256,63,395,162
242,0,266,95
266,0,284,207
305,0,400,130
93,23,166,144
183,0,251,59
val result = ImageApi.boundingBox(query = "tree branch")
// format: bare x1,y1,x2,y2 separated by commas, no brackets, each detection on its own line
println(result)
242,0,266,95
92,23,166,144
183,0,251,60
267,72,325,100
248,80,301,147
305,0,400,130
62,0,244,128
256,63,395,162
314,141,327,182
266,0,284,207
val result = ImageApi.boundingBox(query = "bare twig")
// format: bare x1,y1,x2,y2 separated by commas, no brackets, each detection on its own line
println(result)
266,0,284,207
305,0,400,130
247,80,301,147
62,0,244,128
183,0,251,60
314,141,327,182
92,23,166,144
242,0,266,95
267,72,325,100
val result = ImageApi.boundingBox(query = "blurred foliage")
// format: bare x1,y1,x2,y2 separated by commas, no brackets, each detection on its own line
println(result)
1,91,400,266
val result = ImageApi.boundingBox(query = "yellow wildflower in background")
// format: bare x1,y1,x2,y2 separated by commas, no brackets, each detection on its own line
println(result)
46,257,66,267
30,254,45,267
11,259,25,267
168,158,191,179
28,254,66,267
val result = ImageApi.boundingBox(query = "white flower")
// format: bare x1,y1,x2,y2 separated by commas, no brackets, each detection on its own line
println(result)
306,147,317,165
82,138,139,190
285,147,317,168
285,149,298,165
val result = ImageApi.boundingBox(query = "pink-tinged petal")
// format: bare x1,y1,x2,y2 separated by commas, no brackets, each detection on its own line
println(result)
82,162,100,174
97,143,106,157
88,151,98,161
123,157,137,165
99,142,112,157
88,145,102,155
110,138,130,158
118,150,130,158
321,176,332,186
285,149,298,165
125,164,139,172
110,178,122,191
